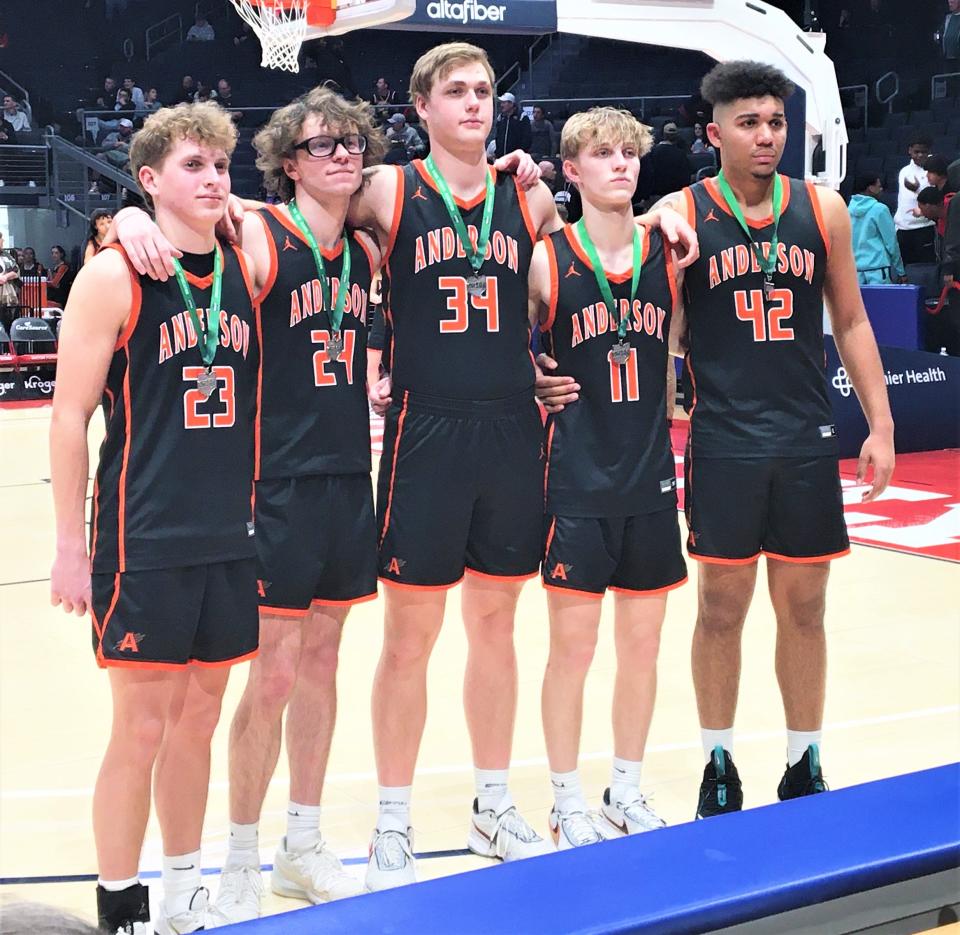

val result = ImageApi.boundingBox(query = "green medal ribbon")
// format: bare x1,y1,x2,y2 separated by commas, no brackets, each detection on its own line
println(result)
715,169,783,282
171,247,222,368
423,155,495,277
575,218,644,341
287,199,351,334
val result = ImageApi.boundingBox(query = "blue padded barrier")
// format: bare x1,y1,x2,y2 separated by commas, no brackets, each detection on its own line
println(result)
228,764,960,934
860,285,925,351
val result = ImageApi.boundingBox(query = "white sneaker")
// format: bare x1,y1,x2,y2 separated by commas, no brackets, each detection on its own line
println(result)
549,807,606,850
365,826,416,891
215,864,263,922
601,788,667,835
271,836,363,903
468,799,554,861
154,886,231,934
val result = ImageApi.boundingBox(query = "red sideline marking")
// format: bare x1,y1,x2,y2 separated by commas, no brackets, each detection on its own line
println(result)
370,409,385,456
0,400,51,410
670,420,959,563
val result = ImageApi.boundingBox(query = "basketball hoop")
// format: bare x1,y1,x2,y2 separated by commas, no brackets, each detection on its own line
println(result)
228,0,416,72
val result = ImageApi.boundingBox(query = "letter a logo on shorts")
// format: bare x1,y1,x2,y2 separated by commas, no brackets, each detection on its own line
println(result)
387,557,405,576
550,562,571,581
117,631,142,653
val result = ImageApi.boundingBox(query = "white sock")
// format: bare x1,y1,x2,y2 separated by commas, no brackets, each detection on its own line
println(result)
377,785,412,833
610,756,643,805
98,875,140,892
701,727,734,764
474,767,510,813
224,821,259,871
787,730,822,767
285,801,321,854
161,850,201,918
550,768,587,815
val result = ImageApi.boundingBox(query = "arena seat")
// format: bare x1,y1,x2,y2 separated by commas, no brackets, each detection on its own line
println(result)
9,316,57,366
226,765,959,935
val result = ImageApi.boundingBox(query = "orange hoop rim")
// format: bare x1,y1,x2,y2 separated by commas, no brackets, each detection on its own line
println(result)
243,0,333,28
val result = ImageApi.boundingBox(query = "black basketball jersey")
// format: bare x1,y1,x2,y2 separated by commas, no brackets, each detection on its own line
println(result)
542,226,677,517
384,160,537,400
253,205,374,479
681,175,835,458
90,243,259,574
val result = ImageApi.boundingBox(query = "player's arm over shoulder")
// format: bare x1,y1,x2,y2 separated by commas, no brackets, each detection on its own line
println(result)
54,248,133,417
349,165,400,249
528,238,552,327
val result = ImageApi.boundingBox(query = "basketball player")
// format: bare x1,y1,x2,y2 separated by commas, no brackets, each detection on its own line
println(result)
50,102,260,935
111,88,385,921
529,108,687,848
536,61,895,818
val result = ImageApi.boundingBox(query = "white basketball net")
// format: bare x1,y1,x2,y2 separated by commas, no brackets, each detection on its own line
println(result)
228,0,308,73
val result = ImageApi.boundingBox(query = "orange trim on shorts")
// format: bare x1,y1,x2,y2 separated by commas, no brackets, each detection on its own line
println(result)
805,181,831,257
703,173,791,228
383,165,405,262
378,390,409,548
311,591,379,607
91,572,121,663
763,547,850,564
253,301,264,481
514,175,538,246
97,648,259,671
259,604,310,618
189,648,259,668
464,568,538,583
689,552,762,566
253,210,279,306
609,575,688,596
117,347,133,572
543,515,557,561
542,581,603,599
379,575,463,592
543,421,555,504
541,235,560,331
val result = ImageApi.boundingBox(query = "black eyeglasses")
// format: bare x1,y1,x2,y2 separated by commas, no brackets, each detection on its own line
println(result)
293,134,367,158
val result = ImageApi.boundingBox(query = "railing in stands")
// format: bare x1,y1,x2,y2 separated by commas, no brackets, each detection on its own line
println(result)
47,134,136,221
520,94,688,120
0,70,30,121
0,145,49,189
932,71,960,101
875,70,899,114
496,62,521,96
146,13,183,61
839,83,869,131
525,33,554,99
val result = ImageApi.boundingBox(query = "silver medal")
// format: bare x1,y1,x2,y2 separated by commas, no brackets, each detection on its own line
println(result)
466,274,486,297
609,340,631,366
197,367,217,399
327,330,344,360
763,278,775,300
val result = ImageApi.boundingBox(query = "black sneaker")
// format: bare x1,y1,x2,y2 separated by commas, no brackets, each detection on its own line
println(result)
777,744,829,800
96,881,150,934
695,746,743,819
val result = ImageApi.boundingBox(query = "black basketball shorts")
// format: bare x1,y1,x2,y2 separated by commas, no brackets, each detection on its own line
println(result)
377,389,544,589
254,473,378,614
542,508,688,597
684,453,850,563
91,558,259,668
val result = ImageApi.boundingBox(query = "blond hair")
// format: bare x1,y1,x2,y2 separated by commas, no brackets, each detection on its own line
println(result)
253,86,386,203
409,42,496,106
560,107,653,163
129,102,237,208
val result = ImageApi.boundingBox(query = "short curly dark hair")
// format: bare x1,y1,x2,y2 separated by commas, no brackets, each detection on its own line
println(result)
700,61,795,107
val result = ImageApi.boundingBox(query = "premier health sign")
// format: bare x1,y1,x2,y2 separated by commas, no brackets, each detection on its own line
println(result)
391,0,557,32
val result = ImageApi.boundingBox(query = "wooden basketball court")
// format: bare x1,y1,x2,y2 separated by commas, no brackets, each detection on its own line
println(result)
1,403,957,925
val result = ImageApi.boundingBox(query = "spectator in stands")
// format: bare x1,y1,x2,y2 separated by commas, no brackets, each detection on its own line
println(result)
529,105,557,160
3,94,30,133
942,0,960,61
647,122,692,198
690,122,715,155
120,76,145,111
216,79,242,123
113,88,136,120
917,185,960,354
47,245,73,306
494,92,531,158
233,20,255,50
82,209,112,265
371,77,398,124
849,172,906,284
0,115,17,146
177,75,197,104
895,136,936,265
101,118,133,168
94,77,118,110
678,91,710,127
193,80,217,103
140,87,162,117
186,14,215,42
924,154,952,193
386,112,425,160
0,232,19,326
542,159,583,222
18,246,45,279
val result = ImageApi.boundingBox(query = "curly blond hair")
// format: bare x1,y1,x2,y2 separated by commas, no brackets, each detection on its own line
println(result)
409,42,496,107
253,86,386,203
560,107,653,163
129,101,237,208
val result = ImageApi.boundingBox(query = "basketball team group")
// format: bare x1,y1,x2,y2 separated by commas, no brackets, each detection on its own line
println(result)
48,40,895,935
